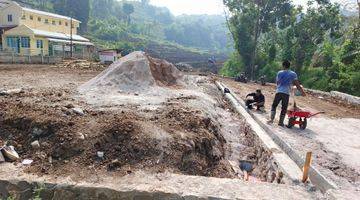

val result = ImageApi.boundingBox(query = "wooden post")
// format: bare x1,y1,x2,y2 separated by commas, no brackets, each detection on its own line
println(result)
302,152,312,183
244,171,249,181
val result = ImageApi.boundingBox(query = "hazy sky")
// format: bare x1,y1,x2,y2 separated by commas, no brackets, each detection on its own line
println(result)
149,0,354,16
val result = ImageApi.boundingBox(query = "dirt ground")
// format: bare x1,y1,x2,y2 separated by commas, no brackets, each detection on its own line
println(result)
0,64,281,184
222,79,360,190
221,79,360,119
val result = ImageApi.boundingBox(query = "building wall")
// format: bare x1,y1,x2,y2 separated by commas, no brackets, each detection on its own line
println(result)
0,0,22,27
20,10,80,35
1,1,86,56
2,26,50,55
0,0,80,35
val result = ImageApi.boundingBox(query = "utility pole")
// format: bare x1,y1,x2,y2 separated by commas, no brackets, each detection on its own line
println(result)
70,17,73,59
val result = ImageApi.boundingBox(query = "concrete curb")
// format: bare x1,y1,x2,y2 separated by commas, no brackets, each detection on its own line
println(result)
0,172,319,200
215,82,303,185
216,81,338,193
304,88,360,106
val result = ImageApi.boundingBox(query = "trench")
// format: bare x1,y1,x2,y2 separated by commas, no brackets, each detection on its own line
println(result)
0,81,291,200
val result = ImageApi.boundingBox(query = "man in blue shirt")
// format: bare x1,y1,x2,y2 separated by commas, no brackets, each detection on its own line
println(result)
269,60,306,126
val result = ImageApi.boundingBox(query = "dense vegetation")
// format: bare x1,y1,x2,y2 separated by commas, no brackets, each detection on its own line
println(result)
17,0,232,54
221,0,359,96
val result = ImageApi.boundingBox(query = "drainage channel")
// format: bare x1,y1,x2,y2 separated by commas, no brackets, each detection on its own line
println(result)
215,81,359,199
215,81,305,185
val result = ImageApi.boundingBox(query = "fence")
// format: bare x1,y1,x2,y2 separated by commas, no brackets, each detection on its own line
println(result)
0,50,62,64
0,49,96,64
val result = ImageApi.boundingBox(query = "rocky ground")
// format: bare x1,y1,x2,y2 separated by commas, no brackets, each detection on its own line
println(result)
0,63,280,184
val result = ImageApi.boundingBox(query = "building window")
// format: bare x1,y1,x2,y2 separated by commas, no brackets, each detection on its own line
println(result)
38,17,41,22
45,19,49,24
21,15,26,20
36,40,43,49
59,21,62,25
65,22,68,26
20,37,30,48
7,14,13,22
30,15,33,20
52,20,56,25
6,36,18,48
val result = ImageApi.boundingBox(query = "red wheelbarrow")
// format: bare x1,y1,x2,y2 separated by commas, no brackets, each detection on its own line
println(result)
287,110,324,130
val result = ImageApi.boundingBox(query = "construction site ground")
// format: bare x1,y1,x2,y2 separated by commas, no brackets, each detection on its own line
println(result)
0,63,326,199
222,79,360,191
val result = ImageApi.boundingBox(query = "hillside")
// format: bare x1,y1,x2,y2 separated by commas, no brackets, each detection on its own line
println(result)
12,0,231,71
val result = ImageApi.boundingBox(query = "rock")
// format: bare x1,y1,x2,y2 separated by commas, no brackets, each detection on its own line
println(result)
97,151,104,159
108,159,121,171
31,140,40,149
65,103,75,109
72,107,85,116
1,146,20,161
0,88,24,96
22,159,33,165
32,127,44,137
76,132,85,140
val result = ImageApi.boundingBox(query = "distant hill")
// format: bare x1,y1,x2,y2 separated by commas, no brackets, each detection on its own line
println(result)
13,0,232,70
88,0,232,53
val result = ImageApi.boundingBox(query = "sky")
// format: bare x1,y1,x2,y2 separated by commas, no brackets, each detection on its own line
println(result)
149,0,356,16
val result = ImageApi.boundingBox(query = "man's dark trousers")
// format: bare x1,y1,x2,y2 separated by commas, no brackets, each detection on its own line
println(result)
271,93,289,125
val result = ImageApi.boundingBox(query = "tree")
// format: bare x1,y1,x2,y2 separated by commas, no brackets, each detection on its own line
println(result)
52,0,66,14
72,0,90,33
223,0,293,79
123,3,135,25
52,0,90,33
90,0,115,19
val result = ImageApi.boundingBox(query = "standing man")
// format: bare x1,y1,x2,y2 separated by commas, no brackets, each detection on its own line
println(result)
268,60,306,126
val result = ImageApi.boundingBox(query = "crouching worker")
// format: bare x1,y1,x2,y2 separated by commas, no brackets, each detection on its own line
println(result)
246,89,265,111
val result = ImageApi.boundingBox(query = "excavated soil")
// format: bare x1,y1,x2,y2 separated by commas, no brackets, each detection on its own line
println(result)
0,89,233,178
0,63,281,184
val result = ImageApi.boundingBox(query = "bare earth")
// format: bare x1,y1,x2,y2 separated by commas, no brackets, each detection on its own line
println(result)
222,79,360,190
0,64,282,185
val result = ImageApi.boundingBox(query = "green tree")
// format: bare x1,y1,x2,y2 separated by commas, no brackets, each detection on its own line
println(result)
223,0,293,79
123,3,135,25
53,0,90,33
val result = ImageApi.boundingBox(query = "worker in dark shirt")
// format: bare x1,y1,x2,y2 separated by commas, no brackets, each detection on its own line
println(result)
246,89,265,111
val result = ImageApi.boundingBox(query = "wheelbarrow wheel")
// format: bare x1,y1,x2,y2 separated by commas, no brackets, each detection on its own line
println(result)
287,117,296,128
300,118,307,130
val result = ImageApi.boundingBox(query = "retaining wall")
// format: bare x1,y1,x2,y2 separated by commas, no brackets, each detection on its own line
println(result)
0,55,62,64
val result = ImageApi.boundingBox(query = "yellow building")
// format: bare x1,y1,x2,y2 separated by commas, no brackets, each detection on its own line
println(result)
0,0,93,56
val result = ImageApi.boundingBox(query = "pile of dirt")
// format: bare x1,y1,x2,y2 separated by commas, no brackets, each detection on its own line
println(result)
0,88,234,178
79,51,182,93
56,60,105,70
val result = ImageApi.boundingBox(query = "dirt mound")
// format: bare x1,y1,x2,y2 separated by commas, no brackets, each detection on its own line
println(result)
79,51,182,93
0,92,234,178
